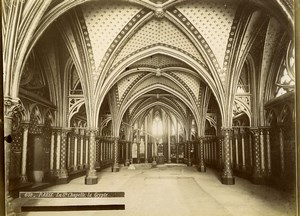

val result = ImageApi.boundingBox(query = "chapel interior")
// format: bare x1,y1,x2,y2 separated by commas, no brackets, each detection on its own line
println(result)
2,0,297,215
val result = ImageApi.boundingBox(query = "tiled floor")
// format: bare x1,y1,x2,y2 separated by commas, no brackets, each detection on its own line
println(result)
13,164,296,216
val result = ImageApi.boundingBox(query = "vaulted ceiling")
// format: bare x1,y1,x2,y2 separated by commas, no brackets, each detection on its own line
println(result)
10,0,292,133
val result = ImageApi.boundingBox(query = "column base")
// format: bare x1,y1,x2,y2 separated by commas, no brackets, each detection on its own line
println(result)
85,169,98,185
188,161,192,167
112,163,120,172
124,159,130,166
57,169,68,184
167,159,172,163
221,176,235,185
56,177,69,184
198,165,206,172
145,160,148,163
6,195,16,216
241,165,247,172
251,176,265,185
152,160,157,168
85,176,98,185
49,169,56,176
19,175,28,183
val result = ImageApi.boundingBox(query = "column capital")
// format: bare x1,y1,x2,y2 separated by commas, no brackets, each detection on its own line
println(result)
259,126,270,130
239,127,246,134
250,127,260,135
197,136,205,141
73,127,80,134
21,122,31,129
80,128,85,136
221,128,233,135
61,127,71,134
4,97,23,118
86,128,98,134
113,137,120,141
233,128,239,135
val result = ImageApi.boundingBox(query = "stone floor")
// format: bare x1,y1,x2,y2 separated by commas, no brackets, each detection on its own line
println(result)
13,164,296,216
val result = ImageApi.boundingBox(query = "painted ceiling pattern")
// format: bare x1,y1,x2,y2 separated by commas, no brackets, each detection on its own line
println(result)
128,75,187,102
176,0,240,67
171,71,200,99
130,54,193,69
81,1,142,68
117,72,147,100
112,18,206,67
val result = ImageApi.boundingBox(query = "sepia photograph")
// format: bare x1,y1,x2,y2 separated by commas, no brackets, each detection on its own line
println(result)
1,0,299,215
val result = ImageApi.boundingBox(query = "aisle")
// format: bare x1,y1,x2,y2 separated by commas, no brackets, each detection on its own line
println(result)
14,165,296,216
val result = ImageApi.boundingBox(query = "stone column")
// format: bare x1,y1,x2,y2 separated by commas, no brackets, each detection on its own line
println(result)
50,129,56,175
218,136,223,169
210,138,213,164
198,137,206,172
56,130,61,172
85,132,89,168
107,140,110,160
211,138,214,164
203,137,208,163
73,129,78,171
107,140,109,160
99,139,102,163
184,142,187,161
279,127,285,177
249,132,253,167
57,129,69,184
108,140,111,160
234,129,239,169
80,130,84,169
137,142,141,163
251,128,263,184
4,98,23,216
20,123,30,183
152,141,157,166
145,136,148,163
259,128,266,175
129,141,133,164
167,117,171,163
103,140,106,161
145,116,148,163
112,137,120,172
175,143,178,163
230,136,233,166
206,138,210,163
214,139,218,165
110,139,113,160
221,128,235,185
125,141,130,166
67,135,71,169
265,128,271,176
85,129,98,184
212,138,215,164
187,141,192,166
240,128,246,171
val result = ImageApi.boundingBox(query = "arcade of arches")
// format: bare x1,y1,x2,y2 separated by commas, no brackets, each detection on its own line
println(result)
2,0,296,215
